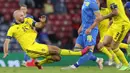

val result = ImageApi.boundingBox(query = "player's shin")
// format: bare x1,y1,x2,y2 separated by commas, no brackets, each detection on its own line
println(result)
60,49,82,56
113,48,129,67
100,47,113,60
109,50,121,68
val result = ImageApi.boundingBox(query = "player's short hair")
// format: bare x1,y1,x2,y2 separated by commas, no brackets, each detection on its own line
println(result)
20,4,27,8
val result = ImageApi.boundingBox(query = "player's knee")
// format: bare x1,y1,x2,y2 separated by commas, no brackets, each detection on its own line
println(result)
48,46,60,55
51,55,61,62
103,41,111,47
97,43,104,50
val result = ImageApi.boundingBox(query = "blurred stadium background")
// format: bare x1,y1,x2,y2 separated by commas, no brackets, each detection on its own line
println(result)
0,0,130,72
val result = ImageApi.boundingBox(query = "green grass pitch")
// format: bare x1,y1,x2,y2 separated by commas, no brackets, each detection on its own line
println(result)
0,66,129,73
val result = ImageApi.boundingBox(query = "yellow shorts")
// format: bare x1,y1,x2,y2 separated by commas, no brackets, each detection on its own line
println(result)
99,26,108,43
106,22,130,42
25,42,49,59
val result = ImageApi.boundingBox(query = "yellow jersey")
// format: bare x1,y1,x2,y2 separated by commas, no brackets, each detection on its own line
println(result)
7,18,37,51
99,8,110,38
107,0,130,24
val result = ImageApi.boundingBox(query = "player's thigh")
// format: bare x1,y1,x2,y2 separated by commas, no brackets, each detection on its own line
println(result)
84,29,98,47
76,33,84,48
26,43,49,59
110,40,120,50
103,25,115,46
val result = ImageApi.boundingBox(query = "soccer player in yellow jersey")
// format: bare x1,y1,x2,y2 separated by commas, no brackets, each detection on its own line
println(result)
98,0,130,70
3,10,87,69
98,7,122,68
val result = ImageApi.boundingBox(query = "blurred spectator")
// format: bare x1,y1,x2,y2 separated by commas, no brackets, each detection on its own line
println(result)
54,0,67,14
37,28,52,45
0,13,4,24
72,17,81,45
60,37,73,50
0,47,3,53
19,0,35,8
42,0,54,15
3,14,12,24
34,0,44,8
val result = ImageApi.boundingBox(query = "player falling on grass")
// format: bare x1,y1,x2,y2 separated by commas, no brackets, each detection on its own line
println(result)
19,4,35,67
97,0,130,70
3,10,88,69
61,0,104,70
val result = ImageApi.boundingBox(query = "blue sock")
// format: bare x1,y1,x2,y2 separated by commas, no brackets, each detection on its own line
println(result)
74,52,91,68
73,51,97,68
24,53,30,62
88,51,97,61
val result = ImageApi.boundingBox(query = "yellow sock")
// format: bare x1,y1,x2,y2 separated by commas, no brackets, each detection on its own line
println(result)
109,50,120,64
119,43,128,49
60,49,82,56
38,58,48,66
100,47,113,60
38,56,53,66
113,48,129,66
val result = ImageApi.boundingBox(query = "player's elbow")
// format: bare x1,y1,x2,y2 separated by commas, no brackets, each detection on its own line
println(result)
95,16,102,23
3,39,10,48
112,10,119,16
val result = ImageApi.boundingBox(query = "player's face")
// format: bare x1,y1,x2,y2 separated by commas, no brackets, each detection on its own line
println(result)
20,7,27,14
17,12,25,23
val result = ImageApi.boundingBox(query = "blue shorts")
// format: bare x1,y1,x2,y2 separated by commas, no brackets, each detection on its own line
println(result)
76,29,98,48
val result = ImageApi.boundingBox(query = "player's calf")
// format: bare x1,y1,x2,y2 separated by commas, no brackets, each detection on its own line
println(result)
48,45,60,55
51,55,61,62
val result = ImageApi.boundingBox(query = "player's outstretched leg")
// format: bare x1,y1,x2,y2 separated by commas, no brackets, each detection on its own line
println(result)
48,45,88,56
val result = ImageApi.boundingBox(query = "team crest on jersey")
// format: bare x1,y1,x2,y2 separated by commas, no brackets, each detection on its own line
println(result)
84,2,90,6
25,21,30,25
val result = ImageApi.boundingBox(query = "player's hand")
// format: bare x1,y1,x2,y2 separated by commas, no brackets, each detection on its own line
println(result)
39,15,47,23
3,53,8,58
85,28,92,34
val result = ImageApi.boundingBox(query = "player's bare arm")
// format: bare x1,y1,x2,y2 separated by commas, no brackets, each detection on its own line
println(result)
35,15,47,28
3,39,11,58
102,3,118,20
78,25,82,35
86,11,102,34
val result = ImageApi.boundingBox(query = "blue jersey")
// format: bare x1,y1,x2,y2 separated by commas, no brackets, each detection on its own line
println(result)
125,2,130,12
81,0,99,32
25,14,34,19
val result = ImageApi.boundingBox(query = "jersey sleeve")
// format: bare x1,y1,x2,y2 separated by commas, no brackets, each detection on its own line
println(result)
89,2,99,12
27,18,36,27
6,27,15,39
